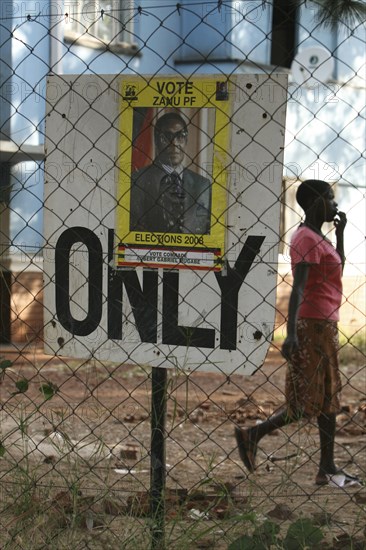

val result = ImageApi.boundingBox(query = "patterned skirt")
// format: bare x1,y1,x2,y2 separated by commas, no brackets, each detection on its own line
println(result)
285,318,342,417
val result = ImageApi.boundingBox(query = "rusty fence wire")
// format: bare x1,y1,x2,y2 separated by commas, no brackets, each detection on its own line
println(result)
0,1,365,549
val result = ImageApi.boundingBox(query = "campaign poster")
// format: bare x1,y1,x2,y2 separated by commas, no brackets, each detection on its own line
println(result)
115,77,231,271
44,73,288,373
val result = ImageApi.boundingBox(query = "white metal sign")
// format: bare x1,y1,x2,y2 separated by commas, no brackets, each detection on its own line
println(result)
44,74,288,375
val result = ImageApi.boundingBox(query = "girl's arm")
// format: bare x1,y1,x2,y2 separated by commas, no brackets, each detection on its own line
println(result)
334,211,347,271
281,262,310,360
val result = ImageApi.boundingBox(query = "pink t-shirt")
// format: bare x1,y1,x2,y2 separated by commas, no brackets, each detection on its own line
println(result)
290,225,342,321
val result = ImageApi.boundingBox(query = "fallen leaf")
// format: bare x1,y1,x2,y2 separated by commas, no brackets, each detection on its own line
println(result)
187,491,224,504
213,504,230,519
267,503,294,520
119,446,138,460
197,537,215,548
166,487,188,505
236,398,251,407
231,495,249,505
353,490,366,504
103,498,128,516
344,425,365,436
127,492,150,516
43,455,57,464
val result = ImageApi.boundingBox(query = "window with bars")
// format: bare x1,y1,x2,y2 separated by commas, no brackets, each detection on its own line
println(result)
64,0,137,52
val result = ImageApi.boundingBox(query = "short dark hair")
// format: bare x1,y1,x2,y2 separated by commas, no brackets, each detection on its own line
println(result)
154,112,187,142
296,179,331,211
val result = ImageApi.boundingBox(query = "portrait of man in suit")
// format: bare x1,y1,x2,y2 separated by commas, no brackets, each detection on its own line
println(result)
130,112,211,234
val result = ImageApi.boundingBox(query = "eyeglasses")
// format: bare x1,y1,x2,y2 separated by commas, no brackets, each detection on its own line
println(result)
157,129,188,145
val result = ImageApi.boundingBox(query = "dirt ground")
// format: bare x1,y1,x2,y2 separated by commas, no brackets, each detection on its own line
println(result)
0,343,365,549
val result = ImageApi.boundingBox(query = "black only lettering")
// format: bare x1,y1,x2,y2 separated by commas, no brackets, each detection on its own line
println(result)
107,230,158,342
215,236,265,350
55,227,103,336
162,271,215,348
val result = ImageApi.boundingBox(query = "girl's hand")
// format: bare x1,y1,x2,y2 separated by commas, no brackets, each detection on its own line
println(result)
281,335,299,361
334,211,347,234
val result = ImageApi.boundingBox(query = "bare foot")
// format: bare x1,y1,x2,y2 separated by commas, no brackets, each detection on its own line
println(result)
234,426,257,473
316,470,362,486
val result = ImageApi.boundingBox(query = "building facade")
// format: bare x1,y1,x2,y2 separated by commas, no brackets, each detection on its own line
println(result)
1,0,365,343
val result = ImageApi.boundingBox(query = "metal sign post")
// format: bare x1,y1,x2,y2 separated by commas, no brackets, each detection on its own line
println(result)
150,367,168,549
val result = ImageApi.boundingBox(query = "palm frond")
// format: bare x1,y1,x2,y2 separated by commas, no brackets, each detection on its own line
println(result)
312,0,366,30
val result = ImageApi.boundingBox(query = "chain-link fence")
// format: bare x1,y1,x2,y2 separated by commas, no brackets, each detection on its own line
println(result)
1,1,365,548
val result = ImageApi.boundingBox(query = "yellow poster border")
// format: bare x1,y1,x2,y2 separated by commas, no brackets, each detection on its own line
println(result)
116,76,231,270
